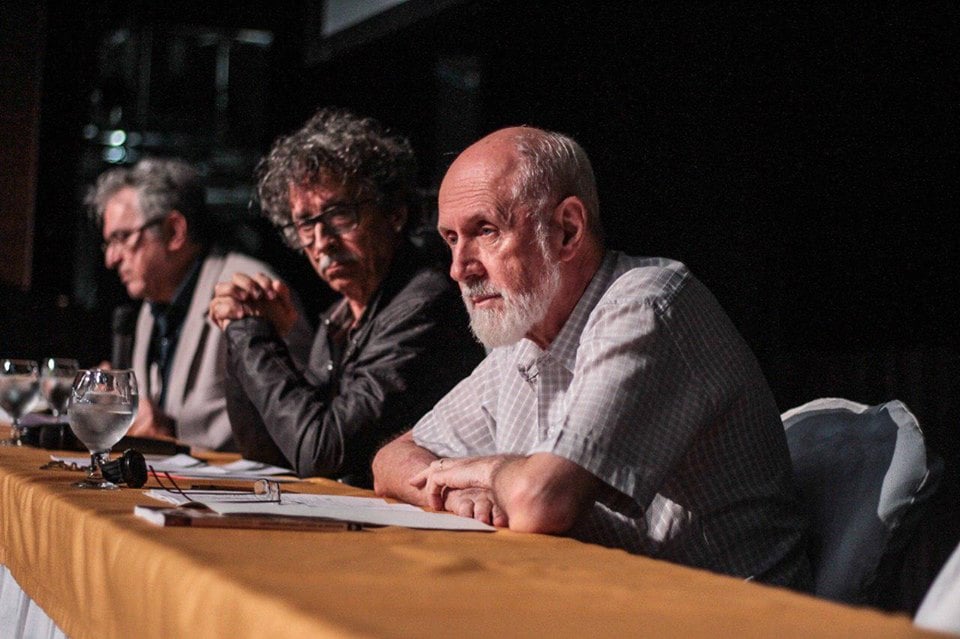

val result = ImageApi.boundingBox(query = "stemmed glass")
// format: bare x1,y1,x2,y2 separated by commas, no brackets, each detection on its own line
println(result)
67,368,138,489
0,359,40,446
41,358,79,423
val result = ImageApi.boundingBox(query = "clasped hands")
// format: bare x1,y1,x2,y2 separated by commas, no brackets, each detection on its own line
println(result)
410,455,511,527
208,273,299,337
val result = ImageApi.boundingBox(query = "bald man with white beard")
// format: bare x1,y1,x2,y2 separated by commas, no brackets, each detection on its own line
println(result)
373,126,812,591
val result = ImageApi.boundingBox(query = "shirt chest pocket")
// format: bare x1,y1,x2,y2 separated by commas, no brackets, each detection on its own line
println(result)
537,364,573,442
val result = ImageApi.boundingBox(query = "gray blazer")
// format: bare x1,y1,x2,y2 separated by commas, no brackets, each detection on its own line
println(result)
131,251,282,450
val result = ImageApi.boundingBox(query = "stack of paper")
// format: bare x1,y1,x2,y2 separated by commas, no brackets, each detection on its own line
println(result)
141,488,496,531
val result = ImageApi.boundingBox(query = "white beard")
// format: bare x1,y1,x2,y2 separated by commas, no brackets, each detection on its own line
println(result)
461,255,561,349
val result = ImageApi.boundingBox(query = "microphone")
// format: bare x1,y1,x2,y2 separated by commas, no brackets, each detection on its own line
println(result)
518,364,539,385
100,449,148,488
111,305,137,369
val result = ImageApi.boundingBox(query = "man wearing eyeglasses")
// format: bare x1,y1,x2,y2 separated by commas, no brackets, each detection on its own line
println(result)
208,108,483,486
89,158,294,450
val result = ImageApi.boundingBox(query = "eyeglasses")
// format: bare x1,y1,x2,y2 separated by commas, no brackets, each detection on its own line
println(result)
281,200,374,248
149,467,283,504
101,217,164,254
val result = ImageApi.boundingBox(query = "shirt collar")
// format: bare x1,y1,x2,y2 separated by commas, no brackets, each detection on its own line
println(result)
326,298,355,330
149,254,204,324
514,250,619,376
325,239,423,333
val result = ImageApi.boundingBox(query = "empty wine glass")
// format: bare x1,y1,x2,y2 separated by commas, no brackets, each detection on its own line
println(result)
67,368,138,489
41,358,79,423
0,359,40,446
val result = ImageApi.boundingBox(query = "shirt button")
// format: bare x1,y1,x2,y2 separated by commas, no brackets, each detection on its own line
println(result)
326,362,334,371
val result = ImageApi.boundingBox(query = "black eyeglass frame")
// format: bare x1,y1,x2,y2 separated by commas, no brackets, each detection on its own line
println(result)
148,467,283,504
280,199,377,249
101,216,165,254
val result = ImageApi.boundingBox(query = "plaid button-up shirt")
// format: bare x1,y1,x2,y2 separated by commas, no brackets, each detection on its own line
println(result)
414,251,810,589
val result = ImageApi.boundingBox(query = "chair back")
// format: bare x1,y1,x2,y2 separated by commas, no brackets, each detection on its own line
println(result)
782,398,941,605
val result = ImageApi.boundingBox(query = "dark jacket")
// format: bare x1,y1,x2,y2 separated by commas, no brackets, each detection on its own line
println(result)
224,242,484,486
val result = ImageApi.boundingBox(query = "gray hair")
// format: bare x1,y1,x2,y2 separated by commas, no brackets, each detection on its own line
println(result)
86,158,211,246
505,127,602,242
256,107,419,244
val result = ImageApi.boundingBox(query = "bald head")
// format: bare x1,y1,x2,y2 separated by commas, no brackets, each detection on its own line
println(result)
439,127,524,227
441,126,602,235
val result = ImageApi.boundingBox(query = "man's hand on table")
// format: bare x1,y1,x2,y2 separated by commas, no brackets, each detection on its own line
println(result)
410,455,518,526
442,487,508,527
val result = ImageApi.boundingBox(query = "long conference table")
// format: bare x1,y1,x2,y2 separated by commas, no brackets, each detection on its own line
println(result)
0,429,939,638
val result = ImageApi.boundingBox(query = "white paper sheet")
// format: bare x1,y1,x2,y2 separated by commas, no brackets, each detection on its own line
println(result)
142,489,495,531
144,489,414,509
207,500,496,531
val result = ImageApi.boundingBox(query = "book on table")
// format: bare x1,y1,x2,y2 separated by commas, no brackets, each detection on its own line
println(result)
134,504,362,531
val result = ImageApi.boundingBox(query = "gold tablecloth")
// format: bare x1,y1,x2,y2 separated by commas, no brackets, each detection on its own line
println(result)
0,439,935,639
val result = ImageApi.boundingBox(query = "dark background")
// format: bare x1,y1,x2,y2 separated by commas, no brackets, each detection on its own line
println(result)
2,0,958,608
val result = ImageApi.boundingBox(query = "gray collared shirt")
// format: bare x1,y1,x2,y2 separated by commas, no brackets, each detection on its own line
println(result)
413,251,810,588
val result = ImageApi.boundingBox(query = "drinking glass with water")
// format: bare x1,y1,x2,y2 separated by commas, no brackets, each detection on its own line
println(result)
41,358,79,422
67,368,138,489
0,359,40,446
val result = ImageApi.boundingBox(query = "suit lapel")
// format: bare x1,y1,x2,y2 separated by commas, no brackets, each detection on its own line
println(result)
133,304,153,400
163,253,225,412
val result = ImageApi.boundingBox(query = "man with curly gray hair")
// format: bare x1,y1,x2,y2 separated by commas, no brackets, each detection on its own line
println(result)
209,108,483,485
90,157,289,450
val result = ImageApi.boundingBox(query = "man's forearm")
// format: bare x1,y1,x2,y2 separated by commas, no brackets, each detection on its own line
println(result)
225,318,338,475
372,430,437,507
491,453,601,534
